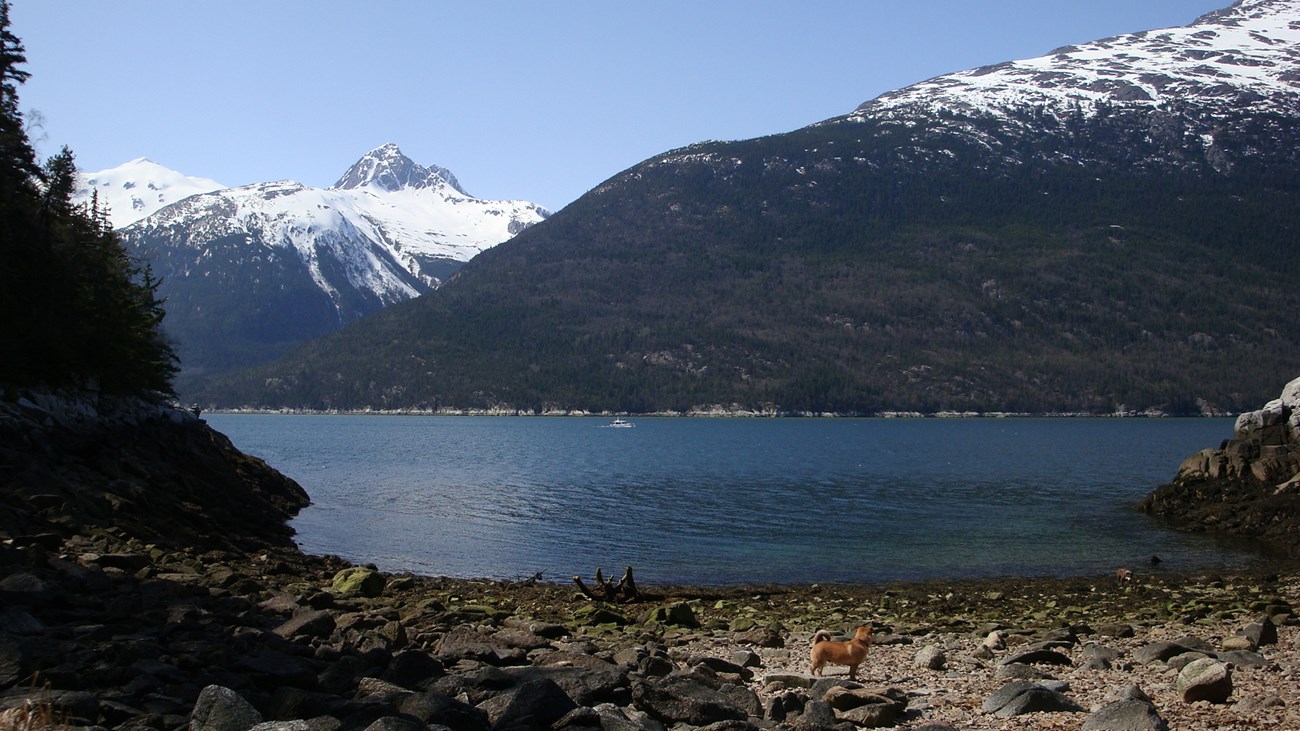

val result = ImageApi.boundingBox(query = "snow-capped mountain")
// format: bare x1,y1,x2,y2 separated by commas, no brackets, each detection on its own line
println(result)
193,0,1300,413
868,0,1299,117
75,158,225,229
833,0,1300,172
119,144,549,382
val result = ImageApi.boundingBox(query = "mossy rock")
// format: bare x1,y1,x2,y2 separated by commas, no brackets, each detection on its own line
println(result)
575,604,630,626
331,567,386,598
730,617,758,632
643,601,699,628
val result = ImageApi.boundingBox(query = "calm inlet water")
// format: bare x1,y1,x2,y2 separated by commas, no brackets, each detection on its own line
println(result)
207,415,1262,585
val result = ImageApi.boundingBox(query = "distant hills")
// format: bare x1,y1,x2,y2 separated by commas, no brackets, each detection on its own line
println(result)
79,145,548,387
194,0,1300,415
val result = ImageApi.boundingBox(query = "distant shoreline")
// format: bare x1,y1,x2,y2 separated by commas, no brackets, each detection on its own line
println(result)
199,408,1236,419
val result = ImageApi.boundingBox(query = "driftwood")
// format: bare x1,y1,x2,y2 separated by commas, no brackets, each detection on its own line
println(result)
573,565,640,603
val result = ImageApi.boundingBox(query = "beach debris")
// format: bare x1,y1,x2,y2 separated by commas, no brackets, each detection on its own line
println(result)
573,565,640,603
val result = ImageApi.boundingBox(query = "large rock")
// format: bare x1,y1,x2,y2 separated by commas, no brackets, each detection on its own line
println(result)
331,567,386,598
630,676,749,726
273,609,337,640
981,681,1085,718
1176,658,1233,704
1241,615,1279,648
1133,640,1205,665
825,686,908,728
1000,648,1072,667
1142,376,1300,549
914,645,946,671
190,685,263,731
1081,699,1168,731
643,602,699,628
476,678,578,730
397,691,491,731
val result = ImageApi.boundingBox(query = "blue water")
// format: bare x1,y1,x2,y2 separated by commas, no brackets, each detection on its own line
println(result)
206,415,1262,585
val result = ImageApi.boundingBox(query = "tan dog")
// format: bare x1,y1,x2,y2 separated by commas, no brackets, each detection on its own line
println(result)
809,625,873,679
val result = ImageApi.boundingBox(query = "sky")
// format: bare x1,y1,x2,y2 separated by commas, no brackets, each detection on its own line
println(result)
13,1,1228,213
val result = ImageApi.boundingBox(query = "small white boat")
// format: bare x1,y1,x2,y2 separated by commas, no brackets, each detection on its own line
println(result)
606,418,635,428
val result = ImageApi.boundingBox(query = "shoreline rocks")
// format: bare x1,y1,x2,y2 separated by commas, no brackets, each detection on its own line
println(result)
1141,375,1300,552
3,389,1300,729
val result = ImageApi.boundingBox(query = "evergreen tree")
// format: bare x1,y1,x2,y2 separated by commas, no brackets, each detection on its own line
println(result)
0,0,36,215
0,1,178,397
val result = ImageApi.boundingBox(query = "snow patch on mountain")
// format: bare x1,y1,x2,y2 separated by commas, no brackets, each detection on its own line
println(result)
120,145,550,316
75,158,225,229
855,0,1300,120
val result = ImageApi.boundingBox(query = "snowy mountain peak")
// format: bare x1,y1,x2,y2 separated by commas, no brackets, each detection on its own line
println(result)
854,0,1300,120
331,143,466,195
75,158,225,229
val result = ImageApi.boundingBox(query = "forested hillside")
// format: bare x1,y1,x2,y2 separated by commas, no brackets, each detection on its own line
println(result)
190,2,1300,415
194,115,1299,415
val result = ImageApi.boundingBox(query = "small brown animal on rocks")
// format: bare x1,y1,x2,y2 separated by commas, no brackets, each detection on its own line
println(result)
810,625,873,680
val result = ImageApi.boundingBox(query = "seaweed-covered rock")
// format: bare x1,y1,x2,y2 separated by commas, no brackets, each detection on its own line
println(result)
332,567,386,598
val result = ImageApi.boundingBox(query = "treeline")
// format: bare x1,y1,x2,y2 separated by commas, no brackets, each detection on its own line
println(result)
0,2,176,398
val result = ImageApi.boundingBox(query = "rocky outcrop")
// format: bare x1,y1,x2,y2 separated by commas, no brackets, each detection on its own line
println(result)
0,389,309,551
1140,376,1300,551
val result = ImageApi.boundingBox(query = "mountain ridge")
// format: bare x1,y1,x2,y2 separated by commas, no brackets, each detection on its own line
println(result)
113,145,549,385
191,0,1300,414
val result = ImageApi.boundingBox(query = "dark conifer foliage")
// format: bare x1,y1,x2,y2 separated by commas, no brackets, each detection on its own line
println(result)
0,2,177,397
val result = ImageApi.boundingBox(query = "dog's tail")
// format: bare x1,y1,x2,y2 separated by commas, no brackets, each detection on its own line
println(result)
811,629,832,645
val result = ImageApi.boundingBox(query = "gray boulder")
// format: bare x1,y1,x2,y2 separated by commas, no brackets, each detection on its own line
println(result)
1103,685,1152,704
630,676,749,726
1081,699,1169,731
795,698,837,727
981,681,1084,718
397,691,491,731
273,609,337,641
914,645,946,671
476,678,578,731
1133,641,1201,665
1176,658,1233,704
190,685,263,731
825,686,908,728
1217,649,1270,669
1242,615,1279,648
1000,648,1072,667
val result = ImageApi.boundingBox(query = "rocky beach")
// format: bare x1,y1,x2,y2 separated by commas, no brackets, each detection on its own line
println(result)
3,387,1300,731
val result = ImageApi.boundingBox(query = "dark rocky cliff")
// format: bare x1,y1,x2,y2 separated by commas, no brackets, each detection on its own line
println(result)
1141,376,1300,551
0,390,309,552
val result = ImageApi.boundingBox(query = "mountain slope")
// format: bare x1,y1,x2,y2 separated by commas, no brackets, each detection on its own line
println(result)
194,0,1300,414
75,158,225,229
119,145,548,383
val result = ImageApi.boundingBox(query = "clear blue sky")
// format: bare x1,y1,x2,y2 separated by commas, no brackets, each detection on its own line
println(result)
13,1,1226,212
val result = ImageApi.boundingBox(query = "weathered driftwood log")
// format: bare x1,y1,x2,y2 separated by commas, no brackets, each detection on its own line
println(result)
573,565,639,603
